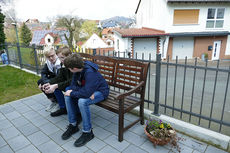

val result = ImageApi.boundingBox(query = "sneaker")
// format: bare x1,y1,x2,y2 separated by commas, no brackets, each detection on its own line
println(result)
74,130,94,147
62,124,79,140
50,103,59,112
45,102,56,112
76,113,82,125
50,108,67,117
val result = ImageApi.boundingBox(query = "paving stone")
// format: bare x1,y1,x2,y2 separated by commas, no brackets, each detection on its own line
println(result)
49,130,74,146
97,145,120,153
90,105,103,114
124,113,139,122
129,123,145,136
37,109,50,117
178,135,207,152
18,123,39,136
96,109,116,120
22,110,40,120
28,103,45,111
104,135,130,151
0,145,14,153
0,119,13,130
0,126,21,140
27,131,50,146
92,116,111,128
7,135,30,151
9,100,25,108
15,105,32,114
123,130,147,146
0,135,7,147
205,145,228,153
55,119,69,130
104,123,118,135
0,112,5,120
37,140,63,153
16,144,40,153
4,111,21,120
167,142,193,153
93,126,112,140
39,122,60,135
46,115,65,124
86,137,106,152
123,144,148,153
62,140,88,153
11,116,30,128
140,140,170,153
29,115,49,127
0,104,15,114
84,149,95,153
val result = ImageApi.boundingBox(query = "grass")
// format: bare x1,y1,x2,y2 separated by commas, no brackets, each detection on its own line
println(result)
0,65,41,105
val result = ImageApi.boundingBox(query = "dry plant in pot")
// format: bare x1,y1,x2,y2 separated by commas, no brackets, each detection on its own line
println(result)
144,119,182,152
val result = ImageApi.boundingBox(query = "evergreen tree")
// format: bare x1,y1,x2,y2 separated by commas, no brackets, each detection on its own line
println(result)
20,22,32,46
0,8,6,49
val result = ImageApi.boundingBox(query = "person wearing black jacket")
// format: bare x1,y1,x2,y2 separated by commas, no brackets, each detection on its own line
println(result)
43,47,74,117
37,48,63,112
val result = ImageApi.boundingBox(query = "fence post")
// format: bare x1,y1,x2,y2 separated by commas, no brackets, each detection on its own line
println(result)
33,44,39,74
4,42,10,64
153,54,161,115
16,42,22,68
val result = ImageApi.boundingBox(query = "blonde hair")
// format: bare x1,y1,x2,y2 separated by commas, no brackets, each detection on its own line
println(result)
44,48,55,57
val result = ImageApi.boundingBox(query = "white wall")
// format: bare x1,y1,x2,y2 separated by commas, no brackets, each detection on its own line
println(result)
136,0,230,33
225,35,230,55
82,33,108,49
45,34,54,46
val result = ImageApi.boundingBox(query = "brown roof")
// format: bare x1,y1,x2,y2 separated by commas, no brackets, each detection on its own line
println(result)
101,28,113,35
114,27,167,37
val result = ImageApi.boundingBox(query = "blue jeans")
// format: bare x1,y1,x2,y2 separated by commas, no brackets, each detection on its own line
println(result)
65,91,104,132
54,89,65,109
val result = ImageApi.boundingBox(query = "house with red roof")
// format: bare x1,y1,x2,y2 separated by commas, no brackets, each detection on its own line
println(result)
114,0,230,60
101,28,114,47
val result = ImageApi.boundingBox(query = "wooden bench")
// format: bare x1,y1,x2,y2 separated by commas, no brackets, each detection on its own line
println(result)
79,53,149,141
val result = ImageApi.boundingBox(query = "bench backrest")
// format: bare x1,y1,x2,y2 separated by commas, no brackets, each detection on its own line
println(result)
79,53,149,95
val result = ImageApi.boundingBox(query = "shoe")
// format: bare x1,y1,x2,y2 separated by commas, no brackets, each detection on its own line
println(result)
50,108,67,117
74,130,94,147
50,103,59,112
62,124,79,140
76,113,82,125
45,102,56,112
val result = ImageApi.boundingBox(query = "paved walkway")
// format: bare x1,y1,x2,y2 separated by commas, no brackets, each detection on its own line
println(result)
0,94,228,153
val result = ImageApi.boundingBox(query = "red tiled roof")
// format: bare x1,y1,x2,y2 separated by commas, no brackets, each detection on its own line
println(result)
40,33,61,45
101,28,113,35
114,27,167,37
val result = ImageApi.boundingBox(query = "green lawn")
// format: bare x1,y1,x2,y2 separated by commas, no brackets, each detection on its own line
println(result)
0,66,41,105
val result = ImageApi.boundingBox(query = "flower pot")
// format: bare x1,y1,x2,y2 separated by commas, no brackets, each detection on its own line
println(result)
144,126,171,146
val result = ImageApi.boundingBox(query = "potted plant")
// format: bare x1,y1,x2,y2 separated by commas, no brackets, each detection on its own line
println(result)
144,119,181,152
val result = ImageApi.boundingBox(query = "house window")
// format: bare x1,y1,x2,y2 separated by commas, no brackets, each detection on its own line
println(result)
206,8,225,28
48,38,51,43
173,9,199,25
107,42,111,46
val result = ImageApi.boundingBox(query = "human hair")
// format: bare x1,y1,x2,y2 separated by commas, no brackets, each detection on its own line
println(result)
56,46,72,57
44,48,55,57
64,53,84,69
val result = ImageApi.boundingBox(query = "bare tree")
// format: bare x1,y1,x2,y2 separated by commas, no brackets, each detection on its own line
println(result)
55,15,83,51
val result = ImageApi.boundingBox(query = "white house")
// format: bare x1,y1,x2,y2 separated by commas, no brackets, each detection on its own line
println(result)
81,33,109,49
114,0,230,60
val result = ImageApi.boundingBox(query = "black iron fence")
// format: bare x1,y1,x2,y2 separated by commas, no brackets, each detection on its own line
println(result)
1,43,230,136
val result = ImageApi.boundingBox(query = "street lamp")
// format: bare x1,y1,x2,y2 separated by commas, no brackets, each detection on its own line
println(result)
11,22,20,44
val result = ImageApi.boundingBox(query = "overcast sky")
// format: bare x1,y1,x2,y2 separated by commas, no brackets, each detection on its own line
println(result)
12,0,139,22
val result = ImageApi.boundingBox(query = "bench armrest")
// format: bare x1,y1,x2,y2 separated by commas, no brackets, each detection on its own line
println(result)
114,81,145,100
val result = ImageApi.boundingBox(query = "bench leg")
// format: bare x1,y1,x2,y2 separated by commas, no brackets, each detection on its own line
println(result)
140,100,144,125
118,99,124,142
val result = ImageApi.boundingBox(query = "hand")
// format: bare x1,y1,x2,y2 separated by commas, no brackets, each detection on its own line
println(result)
65,90,72,96
90,93,94,100
45,84,57,94
38,84,42,90
43,83,50,90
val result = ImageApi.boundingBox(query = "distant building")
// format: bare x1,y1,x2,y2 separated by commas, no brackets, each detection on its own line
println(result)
81,33,108,49
31,29,70,50
101,28,114,47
